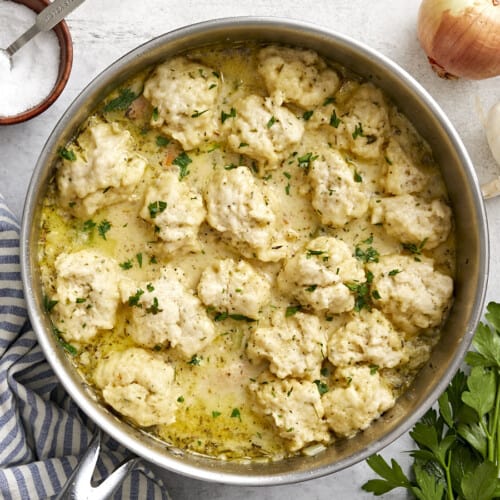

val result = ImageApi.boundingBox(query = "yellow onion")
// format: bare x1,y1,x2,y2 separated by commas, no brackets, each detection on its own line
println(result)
417,0,500,79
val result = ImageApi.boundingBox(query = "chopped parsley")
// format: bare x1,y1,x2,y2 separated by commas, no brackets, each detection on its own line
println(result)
191,109,208,118
82,219,96,232
352,122,364,139
266,116,276,128
75,298,87,304
97,220,111,240
128,289,144,307
148,200,167,219
346,278,373,312
136,253,143,268
224,163,238,170
285,305,302,317
58,147,76,161
156,135,170,147
372,289,382,300
369,364,379,375
212,411,221,418
329,109,342,128
220,107,236,123
43,295,58,312
188,355,202,366
297,152,318,171
173,152,192,180
238,142,249,148
103,88,138,112
305,284,318,292
302,110,314,121
354,170,363,183
228,313,256,322
306,249,327,258
388,269,401,276
285,183,291,195
213,311,256,322
314,380,329,395
354,236,379,263
119,260,133,270
214,311,228,322
402,238,428,255
323,97,336,105
177,396,185,403
230,408,241,421
152,107,159,121
145,297,162,315
146,283,155,292
53,325,77,356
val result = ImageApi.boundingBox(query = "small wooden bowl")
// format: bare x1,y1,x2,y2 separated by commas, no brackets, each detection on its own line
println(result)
0,0,73,125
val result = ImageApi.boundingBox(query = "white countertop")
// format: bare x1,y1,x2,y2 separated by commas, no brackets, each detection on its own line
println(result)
1,0,499,498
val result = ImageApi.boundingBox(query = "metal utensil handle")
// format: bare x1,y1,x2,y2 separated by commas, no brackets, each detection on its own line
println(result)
55,431,140,500
6,0,86,57
36,0,87,31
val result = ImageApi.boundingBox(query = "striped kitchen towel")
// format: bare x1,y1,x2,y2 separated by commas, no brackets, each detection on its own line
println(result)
0,194,170,499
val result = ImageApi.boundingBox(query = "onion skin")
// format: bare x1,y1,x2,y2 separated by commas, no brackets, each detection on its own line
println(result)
418,0,500,79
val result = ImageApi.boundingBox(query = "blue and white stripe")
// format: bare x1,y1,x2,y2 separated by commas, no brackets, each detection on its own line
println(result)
0,195,170,499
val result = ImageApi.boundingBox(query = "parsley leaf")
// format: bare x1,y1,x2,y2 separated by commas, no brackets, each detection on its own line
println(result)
285,305,302,317
230,408,241,421
363,301,500,500
297,152,318,171
313,380,329,395
103,88,138,112
266,116,276,128
187,354,202,366
329,109,341,128
173,152,192,180
352,122,364,139
97,220,111,240
58,147,76,161
156,135,170,147
221,108,236,123
302,110,314,121
148,200,167,219
43,295,58,312
119,260,133,270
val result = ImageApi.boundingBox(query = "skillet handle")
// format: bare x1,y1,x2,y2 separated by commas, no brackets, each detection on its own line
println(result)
55,431,140,500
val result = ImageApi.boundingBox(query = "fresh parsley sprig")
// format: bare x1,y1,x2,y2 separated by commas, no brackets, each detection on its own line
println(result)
362,301,500,500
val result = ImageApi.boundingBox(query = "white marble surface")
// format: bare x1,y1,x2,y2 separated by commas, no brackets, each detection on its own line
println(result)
1,0,499,498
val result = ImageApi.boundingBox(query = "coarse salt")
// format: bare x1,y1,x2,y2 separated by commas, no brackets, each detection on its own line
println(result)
0,0,60,118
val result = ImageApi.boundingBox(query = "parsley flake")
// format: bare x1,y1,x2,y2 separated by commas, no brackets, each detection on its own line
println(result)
266,116,276,128
221,107,236,123
285,305,302,317
156,135,170,147
58,147,76,161
314,380,329,395
173,152,192,180
329,109,342,128
128,289,144,307
103,88,138,112
352,122,364,139
230,408,241,421
97,220,111,240
148,200,167,219
302,110,314,121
